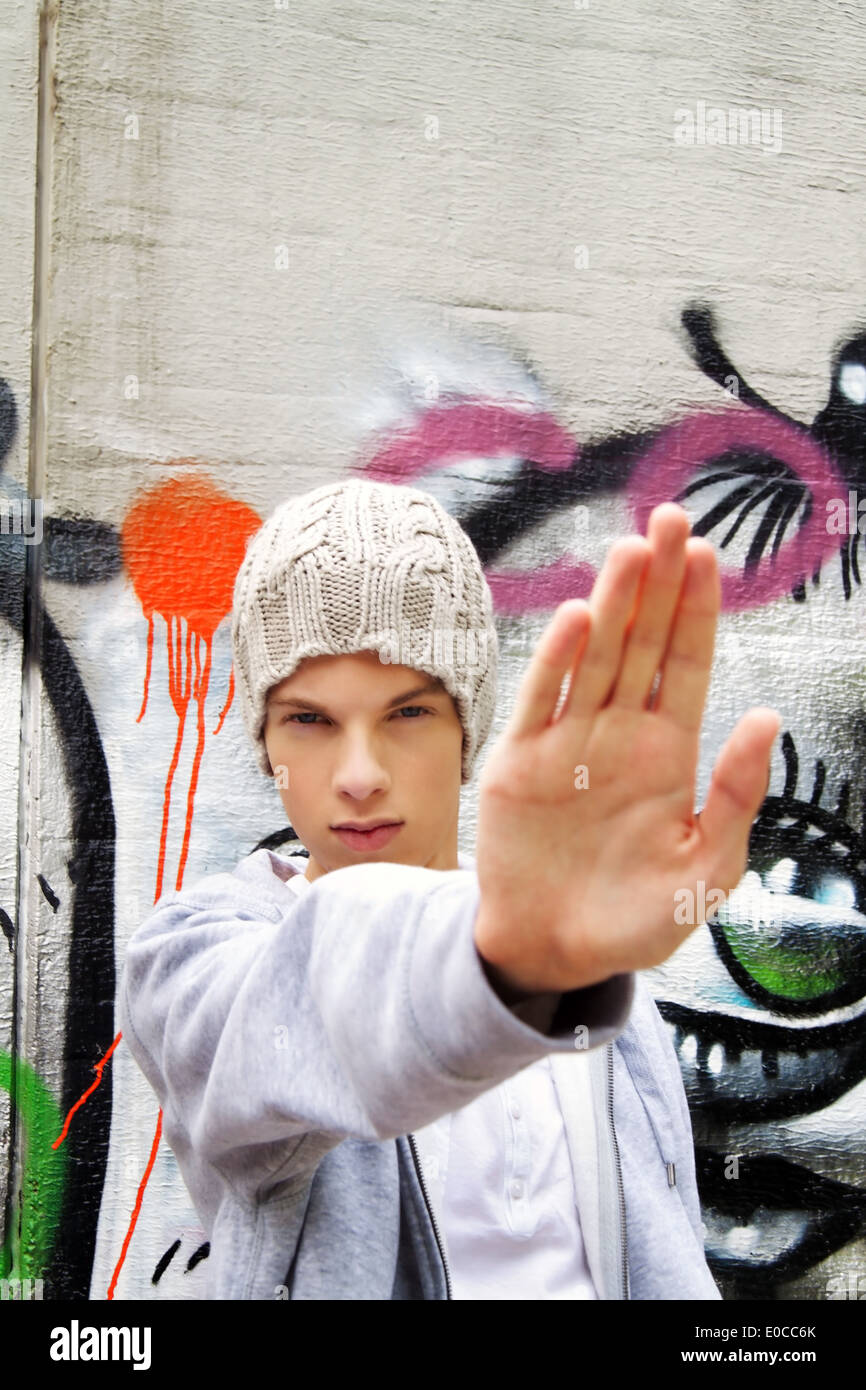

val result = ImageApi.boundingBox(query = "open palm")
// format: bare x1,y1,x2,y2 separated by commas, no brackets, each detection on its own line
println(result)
474,503,781,996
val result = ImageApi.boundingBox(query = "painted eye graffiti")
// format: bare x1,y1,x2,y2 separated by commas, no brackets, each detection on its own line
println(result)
708,732,866,1017
656,735,866,1288
670,304,866,604
625,404,844,613
712,865,866,1014
676,453,812,577
355,303,866,618
656,726,866,1148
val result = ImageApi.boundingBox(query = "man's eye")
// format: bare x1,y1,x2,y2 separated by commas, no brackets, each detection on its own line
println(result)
281,708,429,725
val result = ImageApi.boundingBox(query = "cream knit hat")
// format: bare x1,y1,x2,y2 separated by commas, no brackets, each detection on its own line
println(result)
231,477,498,783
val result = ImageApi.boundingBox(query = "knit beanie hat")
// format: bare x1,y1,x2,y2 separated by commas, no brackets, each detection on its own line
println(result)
230,477,499,784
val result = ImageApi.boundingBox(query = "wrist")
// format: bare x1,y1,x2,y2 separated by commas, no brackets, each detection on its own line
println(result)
474,898,611,996
474,901,554,997
478,950,537,1007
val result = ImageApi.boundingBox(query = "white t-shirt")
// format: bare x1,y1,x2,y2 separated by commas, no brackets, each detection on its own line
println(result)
282,858,597,1300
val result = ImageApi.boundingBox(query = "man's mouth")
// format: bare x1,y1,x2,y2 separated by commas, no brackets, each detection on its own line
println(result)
331,821,404,850
694,1145,866,1290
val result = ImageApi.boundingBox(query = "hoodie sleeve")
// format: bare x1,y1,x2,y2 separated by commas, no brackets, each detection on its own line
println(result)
119,857,634,1189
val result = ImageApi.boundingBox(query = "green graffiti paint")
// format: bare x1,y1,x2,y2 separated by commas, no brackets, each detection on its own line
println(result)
0,1050,66,1281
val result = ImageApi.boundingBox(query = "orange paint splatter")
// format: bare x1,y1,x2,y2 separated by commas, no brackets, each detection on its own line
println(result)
107,1106,163,1300
53,1031,123,1149
122,476,261,898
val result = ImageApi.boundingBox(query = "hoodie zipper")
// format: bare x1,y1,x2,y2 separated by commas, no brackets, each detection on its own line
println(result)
407,1132,452,1300
607,1044,630,1299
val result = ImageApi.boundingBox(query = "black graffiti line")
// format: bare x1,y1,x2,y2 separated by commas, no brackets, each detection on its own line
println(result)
0,545,117,1299
185,1241,210,1272
152,1238,181,1285
37,874,59,912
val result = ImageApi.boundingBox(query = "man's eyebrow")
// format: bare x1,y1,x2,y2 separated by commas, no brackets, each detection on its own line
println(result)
268,679,446,714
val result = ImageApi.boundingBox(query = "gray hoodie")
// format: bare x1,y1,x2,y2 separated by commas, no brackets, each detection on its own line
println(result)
118,845,721,1300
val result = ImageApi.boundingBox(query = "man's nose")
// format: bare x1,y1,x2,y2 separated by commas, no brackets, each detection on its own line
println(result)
333,734,390,798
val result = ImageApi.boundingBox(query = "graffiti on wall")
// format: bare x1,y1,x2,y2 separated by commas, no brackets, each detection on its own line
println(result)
2,300,865,1298
354,303,866,1297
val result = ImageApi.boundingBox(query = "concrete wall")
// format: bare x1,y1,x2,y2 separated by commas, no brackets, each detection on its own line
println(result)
2,0,865,1298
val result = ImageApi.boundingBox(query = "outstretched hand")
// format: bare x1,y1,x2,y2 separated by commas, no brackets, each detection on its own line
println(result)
474,502,780,997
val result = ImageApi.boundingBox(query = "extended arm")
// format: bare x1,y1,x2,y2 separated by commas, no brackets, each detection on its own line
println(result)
119,856,632,1199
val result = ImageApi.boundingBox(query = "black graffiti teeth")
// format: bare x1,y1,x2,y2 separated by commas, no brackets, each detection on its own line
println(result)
659,1001,866,1121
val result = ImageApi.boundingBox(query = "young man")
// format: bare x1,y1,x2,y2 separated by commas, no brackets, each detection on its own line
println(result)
119,477,779,1299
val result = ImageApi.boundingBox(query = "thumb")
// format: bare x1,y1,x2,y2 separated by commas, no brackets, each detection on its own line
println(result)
698,707,781,890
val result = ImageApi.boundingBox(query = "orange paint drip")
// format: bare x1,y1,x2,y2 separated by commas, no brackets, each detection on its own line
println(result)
213,666,234,735
136,612,155,724
107,1106,163,1300
175,632,213,889
111,478,260,1292
53,1031,123,1149
122,476,261,897
153,664,189,901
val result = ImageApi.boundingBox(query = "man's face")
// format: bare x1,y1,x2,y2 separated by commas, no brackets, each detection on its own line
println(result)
263,649,464,880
